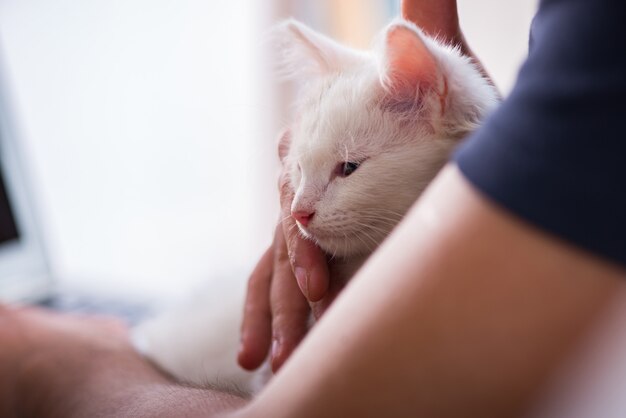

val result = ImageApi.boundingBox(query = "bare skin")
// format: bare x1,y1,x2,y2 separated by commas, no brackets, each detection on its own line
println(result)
238,0,490,374
0,307,248,418
1,165,623,417
239,165,624,417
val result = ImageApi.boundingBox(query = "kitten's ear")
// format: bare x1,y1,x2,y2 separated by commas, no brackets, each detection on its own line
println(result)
379,22,444,102
272,19,366,78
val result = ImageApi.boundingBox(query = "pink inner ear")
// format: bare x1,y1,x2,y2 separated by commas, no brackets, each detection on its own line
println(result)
383,25,439,97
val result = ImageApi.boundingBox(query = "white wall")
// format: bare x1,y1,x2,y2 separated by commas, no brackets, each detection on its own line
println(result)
0,0,537,302
458,0,539,94
0,0,277,302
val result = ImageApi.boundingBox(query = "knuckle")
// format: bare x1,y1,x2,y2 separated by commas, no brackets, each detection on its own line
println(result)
271,295,308,321
274,238,292,267
246,276,266,298
247,269,266,288
271,313,308,341
276,246,291,266
287,248,298,269
285,235,302,267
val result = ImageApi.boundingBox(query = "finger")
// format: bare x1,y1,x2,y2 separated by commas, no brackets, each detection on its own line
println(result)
237,246,274,371
310,272,351,320
279,171,329,302
270,224,311,372
286,232,329,302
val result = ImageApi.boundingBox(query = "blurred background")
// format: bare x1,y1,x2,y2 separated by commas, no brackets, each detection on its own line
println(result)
0,0,537,303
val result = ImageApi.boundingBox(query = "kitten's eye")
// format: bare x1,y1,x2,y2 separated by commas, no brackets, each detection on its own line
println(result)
337,161,360,177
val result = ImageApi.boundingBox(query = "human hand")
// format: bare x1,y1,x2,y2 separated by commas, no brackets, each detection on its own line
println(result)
402,0,496,87
238,129,340,373
238,1,490,374
402,0,464,45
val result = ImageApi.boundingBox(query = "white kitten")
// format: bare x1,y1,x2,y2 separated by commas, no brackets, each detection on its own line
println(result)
133,18,498,395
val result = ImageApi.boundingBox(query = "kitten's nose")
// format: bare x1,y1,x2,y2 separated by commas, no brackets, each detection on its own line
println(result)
292,210,315,227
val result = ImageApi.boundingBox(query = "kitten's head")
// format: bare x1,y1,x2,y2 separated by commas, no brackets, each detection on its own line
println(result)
275,19,498,258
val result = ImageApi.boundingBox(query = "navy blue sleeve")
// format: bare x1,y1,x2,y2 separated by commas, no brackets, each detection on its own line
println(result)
454,0,626,266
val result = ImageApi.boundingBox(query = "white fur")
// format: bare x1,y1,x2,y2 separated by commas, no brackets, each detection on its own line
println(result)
287,19,498,258
133,18,499,395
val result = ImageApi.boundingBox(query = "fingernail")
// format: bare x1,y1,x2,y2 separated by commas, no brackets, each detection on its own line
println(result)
295,267,309,299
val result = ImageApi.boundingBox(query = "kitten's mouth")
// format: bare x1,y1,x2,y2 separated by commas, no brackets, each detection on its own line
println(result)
296,224,317,240
296,223,329,244
298,223,384,257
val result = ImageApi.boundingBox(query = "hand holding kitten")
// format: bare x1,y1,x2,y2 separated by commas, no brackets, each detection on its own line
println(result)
238,129,335,373
239,0,495,374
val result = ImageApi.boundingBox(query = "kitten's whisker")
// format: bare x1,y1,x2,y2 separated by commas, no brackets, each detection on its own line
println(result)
357,213,403,222
349,223,381,250
354,216,402,228
358,211,405,222
354,231,375,254
350,220,391,244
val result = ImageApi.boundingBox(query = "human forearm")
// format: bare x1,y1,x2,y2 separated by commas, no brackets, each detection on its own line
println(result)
0,309,247,418
243,164,623,417
20,350,245,418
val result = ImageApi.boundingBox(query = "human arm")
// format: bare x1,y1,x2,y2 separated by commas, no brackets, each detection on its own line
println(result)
4,0,624,414
0,307,248,418
0,166,625,417
3,165,622,418
239,164,623,417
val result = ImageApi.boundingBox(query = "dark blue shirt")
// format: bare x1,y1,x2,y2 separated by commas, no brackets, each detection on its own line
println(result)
454,0,626,266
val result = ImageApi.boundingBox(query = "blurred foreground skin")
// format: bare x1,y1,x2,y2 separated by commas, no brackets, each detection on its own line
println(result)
1,165,624,417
